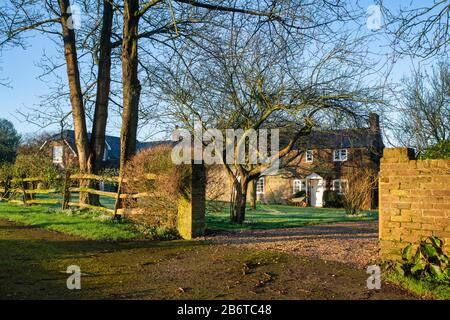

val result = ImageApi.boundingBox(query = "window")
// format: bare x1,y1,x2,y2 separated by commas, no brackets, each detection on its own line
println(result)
256,177,265,195
52,146,63,164
333,149,348,162
306,150,313,163
332,179,348,194
293,179,306,194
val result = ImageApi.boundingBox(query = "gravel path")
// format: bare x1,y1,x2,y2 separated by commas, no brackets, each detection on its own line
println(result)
206,221,380,268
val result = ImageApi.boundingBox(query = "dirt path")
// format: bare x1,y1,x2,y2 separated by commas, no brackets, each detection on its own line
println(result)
205,221,380,268
0,219,416,300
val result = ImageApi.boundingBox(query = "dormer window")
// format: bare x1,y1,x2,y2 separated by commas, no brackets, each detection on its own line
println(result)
52,146,63,164
333,149,348,162
306,150,313,163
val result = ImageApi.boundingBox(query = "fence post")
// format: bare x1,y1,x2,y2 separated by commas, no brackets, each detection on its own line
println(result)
177,162,206,239
62,170,71,210
20,175,30,205
113,175,124,218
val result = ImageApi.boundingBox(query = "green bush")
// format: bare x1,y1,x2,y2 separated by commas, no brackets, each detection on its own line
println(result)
419,140,450,159
0,162,13,182
13,154,62,190
323,190,343,208
393,237,449,284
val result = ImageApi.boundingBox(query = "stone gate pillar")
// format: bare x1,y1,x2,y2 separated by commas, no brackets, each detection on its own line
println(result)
177,162,206,239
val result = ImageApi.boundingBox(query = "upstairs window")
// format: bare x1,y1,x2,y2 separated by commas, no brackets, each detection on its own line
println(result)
293,179,306,194
256,177,265,195
52,146,63,164
332,179,348,194
333,149,348,162
305,150,313,163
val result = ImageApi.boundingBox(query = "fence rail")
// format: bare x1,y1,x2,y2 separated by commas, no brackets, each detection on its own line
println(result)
0,172,155,215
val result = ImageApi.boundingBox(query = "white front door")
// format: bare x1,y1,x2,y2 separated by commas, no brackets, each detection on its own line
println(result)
309,179,324,207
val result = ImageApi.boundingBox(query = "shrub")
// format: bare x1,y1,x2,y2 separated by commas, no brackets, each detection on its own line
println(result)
342,168,377,215
131,222,180,241
123,145,190,231
0,162,13,181
13,154,62,190
205,165,228,212
0,163,13,200
392,237,450,285
419,140,450,160
293,190,306,198
322,190,343,208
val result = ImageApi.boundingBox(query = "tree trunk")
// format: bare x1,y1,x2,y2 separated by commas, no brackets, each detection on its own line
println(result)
119,0,141,174
88,0,113,206
249,179,257,210
58,0,90,204
230,179,248,224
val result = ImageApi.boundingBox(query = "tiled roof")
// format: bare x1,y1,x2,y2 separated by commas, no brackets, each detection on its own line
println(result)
50,125,384,159
295,128,384,150
49,130,172,160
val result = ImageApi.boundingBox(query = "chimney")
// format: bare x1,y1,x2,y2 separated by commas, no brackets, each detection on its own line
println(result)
369,113,380,132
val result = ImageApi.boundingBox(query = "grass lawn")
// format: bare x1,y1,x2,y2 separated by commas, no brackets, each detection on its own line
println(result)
0,200,378,239
385,271,450,300
0,202,142,240
206,203,378,231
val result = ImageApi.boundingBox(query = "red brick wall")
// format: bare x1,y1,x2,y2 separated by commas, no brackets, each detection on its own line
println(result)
379,148,450,260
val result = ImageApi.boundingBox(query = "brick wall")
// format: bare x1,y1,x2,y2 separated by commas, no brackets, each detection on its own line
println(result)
379,148,450,260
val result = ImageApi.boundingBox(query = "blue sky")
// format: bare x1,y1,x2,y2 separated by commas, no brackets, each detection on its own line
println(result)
0,0,443,142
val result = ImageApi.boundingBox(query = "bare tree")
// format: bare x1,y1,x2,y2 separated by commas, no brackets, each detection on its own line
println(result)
342,168,378,215
378,0,449,58
390,60,449,154
153,14,382,223
0,0,114,204
116,0,371,175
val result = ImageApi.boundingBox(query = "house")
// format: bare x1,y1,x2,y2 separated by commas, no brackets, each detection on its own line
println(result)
42,113,383,209
207,113,384,209
40,130,168,170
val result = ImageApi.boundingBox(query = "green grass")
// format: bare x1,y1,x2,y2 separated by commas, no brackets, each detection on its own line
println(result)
206,203,378,231
0,199,378,239
385,271,450,300
0,202,142,240
32,193,116,209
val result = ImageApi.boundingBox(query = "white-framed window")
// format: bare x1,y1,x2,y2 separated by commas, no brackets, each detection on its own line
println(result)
333,149,348,162
256,177,265,195
52,146,63,164
293,179,307,194
332,179,348,194
306,150,313,163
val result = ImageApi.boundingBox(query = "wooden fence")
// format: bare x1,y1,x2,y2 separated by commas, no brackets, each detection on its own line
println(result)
0,172,157,216
0,164,206,239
